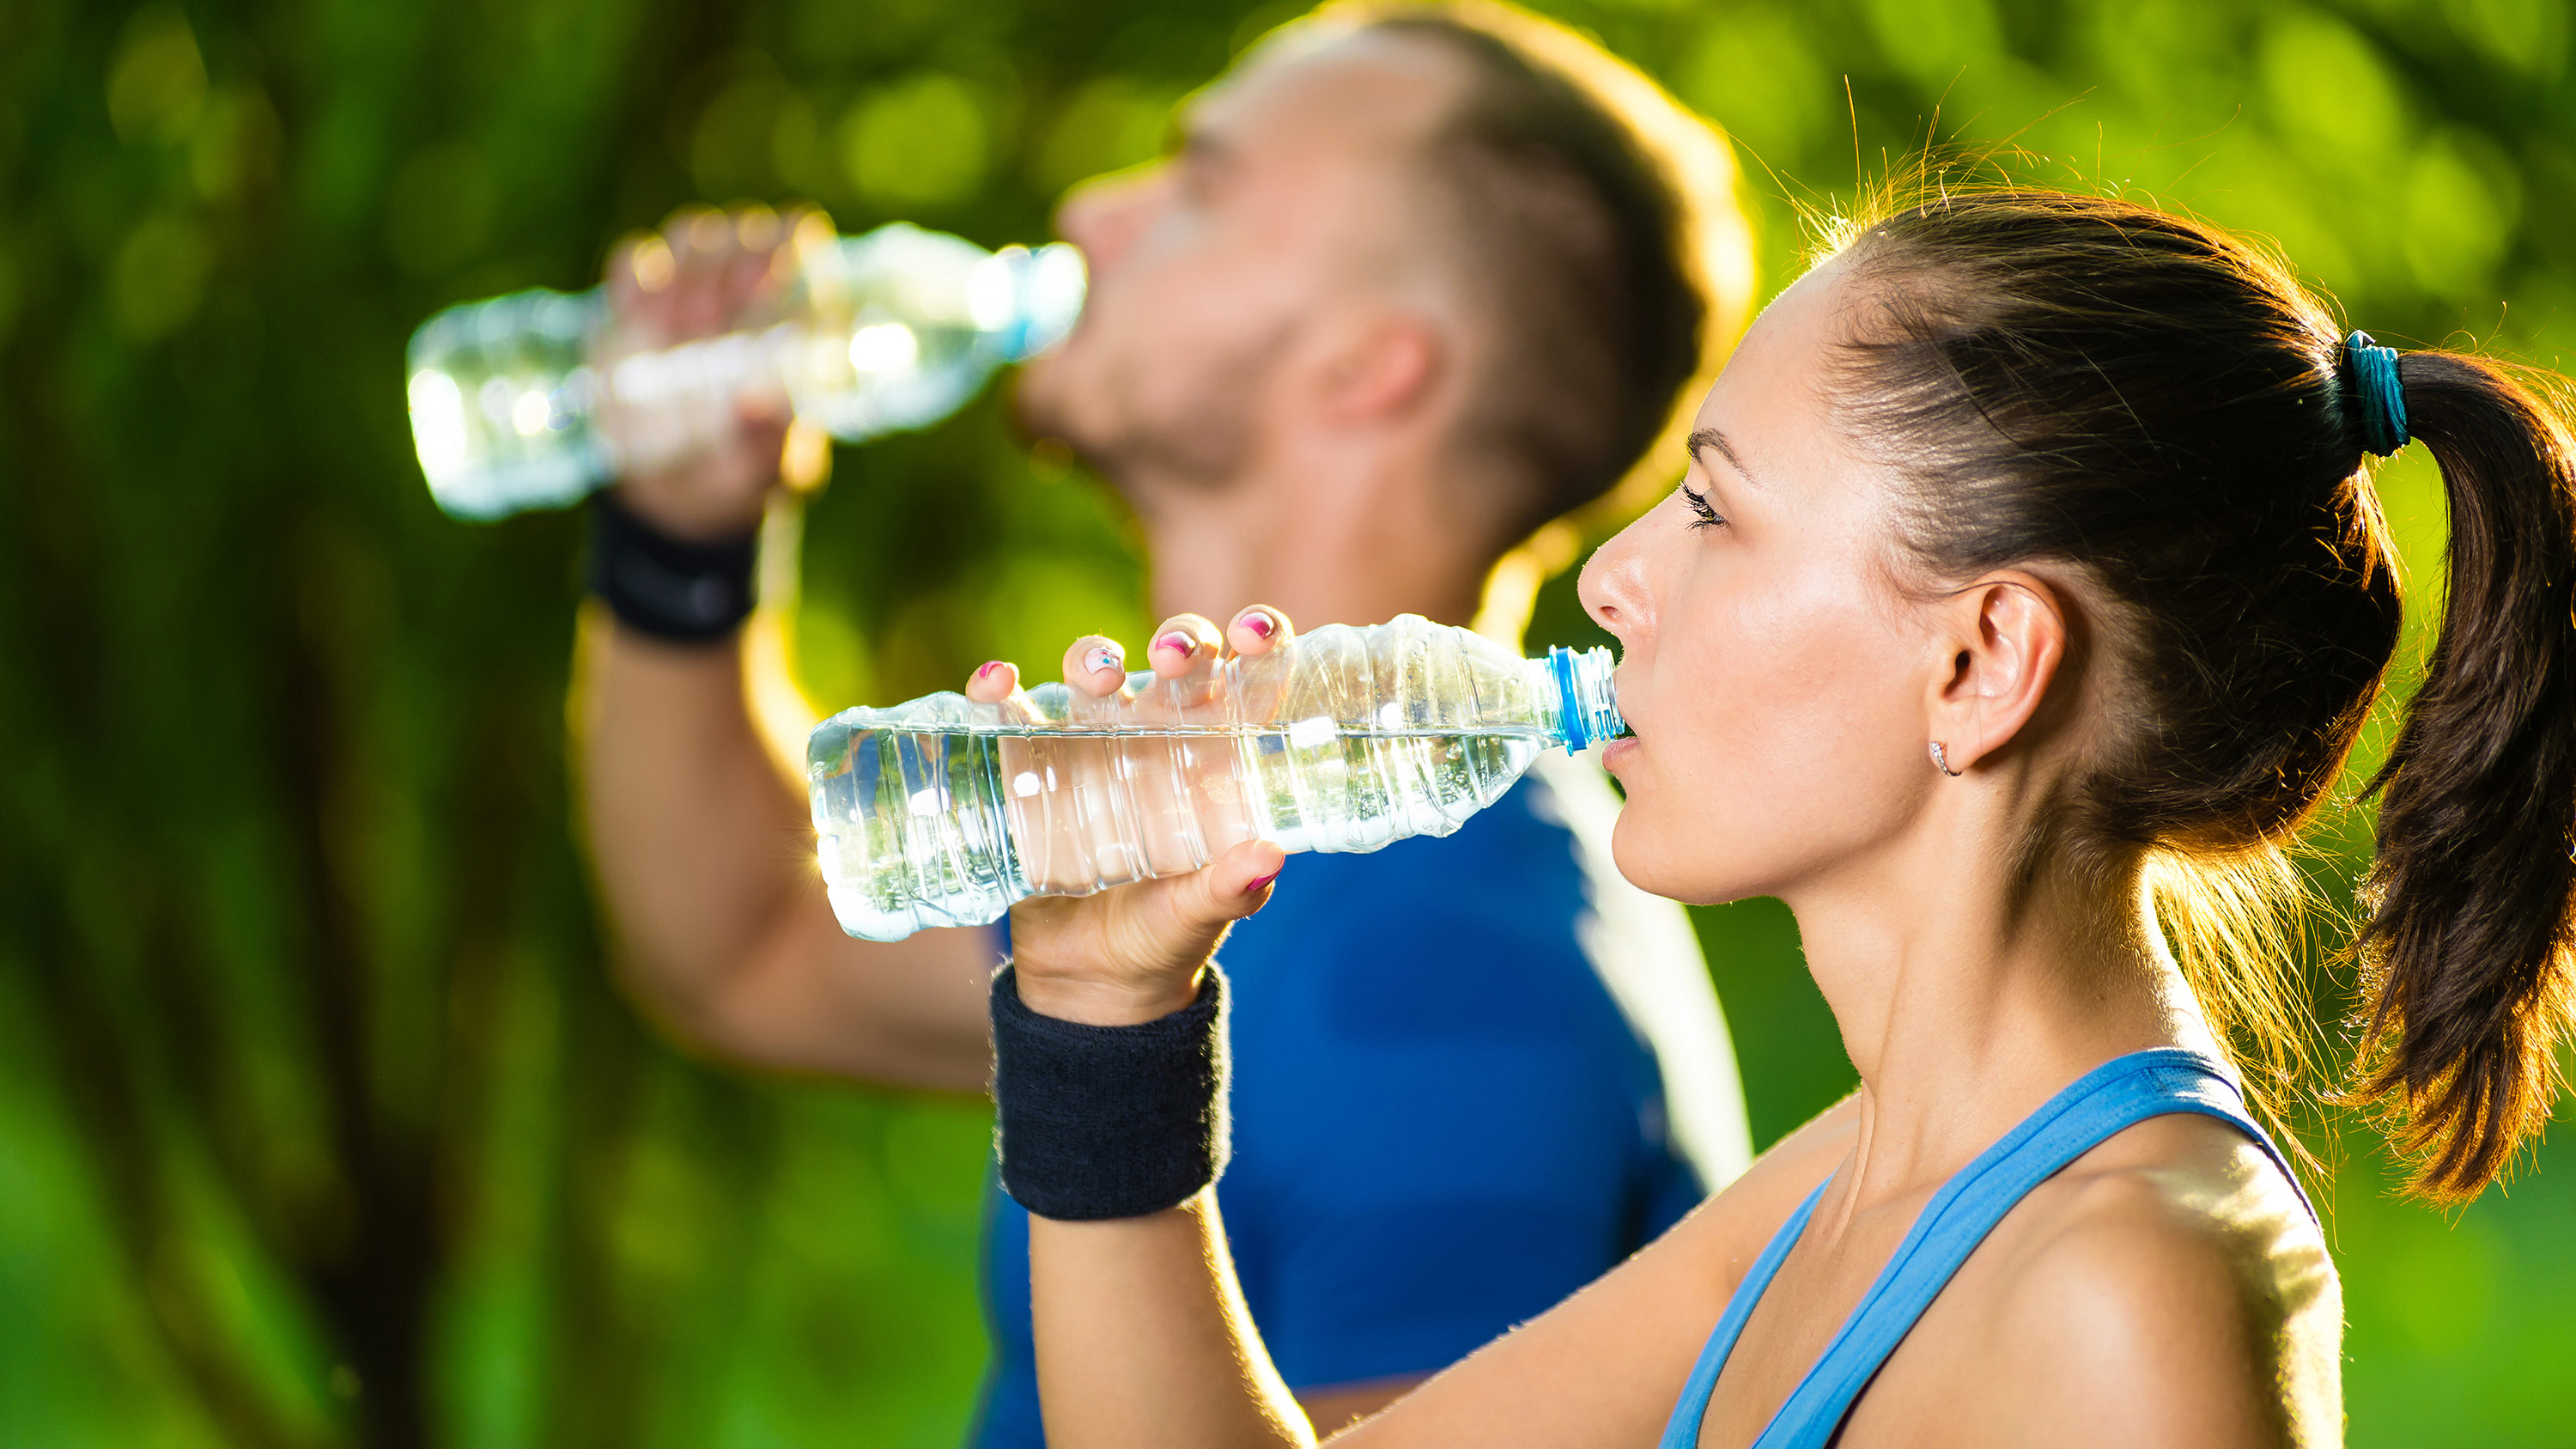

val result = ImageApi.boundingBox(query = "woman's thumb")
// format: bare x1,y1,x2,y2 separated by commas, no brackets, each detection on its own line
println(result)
1159,841,1285,936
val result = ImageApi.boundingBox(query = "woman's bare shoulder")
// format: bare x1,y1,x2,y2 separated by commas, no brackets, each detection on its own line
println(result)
1963,1115,2342,1446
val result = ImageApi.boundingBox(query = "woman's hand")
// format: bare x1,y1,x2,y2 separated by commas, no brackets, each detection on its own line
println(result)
973,608,1295,1027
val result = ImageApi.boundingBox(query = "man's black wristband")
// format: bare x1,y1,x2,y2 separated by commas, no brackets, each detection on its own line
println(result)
586,490,758,643
990,965,1230,1221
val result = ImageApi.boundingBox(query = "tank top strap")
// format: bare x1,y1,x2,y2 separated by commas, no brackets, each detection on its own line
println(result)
1655,1179,1830,1449
1655,1048,2311,1449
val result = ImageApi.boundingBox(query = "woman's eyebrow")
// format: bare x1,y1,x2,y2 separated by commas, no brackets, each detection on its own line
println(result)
1687,428,1764,490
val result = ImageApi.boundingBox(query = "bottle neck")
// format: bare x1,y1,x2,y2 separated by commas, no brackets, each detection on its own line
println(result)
981,242,1087,362
1540,645,1625,754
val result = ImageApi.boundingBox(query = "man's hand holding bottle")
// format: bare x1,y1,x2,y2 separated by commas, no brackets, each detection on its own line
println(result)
599,208,805,544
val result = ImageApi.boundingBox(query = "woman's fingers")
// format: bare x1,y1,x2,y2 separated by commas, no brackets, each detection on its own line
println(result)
1021,841,1286,1022
1226,606,1291,657
1207,838,1286,907
1116,840,1283,935
1127,841,1285,955
1146,615,1224,679
1063,635,1128,697
965,659,1019,703
1015,610,1291,715
1147,840,1288,935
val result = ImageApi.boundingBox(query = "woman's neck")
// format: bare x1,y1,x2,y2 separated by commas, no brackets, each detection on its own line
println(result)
1785,800,2219,1209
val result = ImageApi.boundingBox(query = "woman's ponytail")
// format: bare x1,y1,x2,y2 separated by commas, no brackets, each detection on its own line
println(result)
2356,350,2576,1200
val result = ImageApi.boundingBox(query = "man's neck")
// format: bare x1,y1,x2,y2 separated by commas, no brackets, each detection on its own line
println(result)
1127,447,1496,633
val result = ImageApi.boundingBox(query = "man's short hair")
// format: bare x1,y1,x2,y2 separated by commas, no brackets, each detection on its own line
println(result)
1325,0,1756,543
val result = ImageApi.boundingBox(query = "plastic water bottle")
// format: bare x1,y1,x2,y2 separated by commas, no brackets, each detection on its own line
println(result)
805,616,1625,941
404,222,1085,520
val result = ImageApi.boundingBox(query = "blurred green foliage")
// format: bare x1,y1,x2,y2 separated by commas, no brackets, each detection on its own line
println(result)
3,0,2573,1444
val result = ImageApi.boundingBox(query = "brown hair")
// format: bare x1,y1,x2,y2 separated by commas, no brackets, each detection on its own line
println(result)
1302,1,1755,545
1822,184,2576,1199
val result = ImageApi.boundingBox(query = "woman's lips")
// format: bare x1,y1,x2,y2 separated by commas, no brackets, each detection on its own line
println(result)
1601,737,1637,771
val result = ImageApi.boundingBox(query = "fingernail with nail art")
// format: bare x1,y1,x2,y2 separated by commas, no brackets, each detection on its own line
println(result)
1086,645,1123,675
975,661,1005,680
1242,870,1279,896
1154,631,1194,658
1237,612,1274,640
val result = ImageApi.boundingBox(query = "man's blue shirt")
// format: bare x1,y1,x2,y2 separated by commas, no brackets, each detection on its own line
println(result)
970,775,1708,1446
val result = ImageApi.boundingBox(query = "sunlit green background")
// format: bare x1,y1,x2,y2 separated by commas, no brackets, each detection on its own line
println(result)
4,0,2573,1444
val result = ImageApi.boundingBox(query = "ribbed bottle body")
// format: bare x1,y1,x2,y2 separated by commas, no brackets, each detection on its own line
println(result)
807,616,1614,941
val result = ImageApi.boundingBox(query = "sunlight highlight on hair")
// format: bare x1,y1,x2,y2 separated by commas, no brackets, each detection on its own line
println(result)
2143,843,2329,1163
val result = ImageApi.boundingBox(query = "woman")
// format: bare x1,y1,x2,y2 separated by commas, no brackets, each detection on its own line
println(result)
960,187,2576,1446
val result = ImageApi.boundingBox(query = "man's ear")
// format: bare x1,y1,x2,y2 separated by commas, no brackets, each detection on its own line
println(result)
1305,310,1443,425
1924,572,2068,774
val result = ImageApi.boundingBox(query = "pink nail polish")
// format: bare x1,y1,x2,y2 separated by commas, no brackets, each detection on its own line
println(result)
1086,645,1122,675
1242,870,1280,895
975,661,1004,679
1238,612,1274,640
1154,630,1194,658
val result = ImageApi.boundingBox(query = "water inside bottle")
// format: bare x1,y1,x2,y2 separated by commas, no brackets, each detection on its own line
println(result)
809,716,1548,942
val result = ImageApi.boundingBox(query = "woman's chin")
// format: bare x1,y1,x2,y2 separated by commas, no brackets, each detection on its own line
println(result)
1607,813,1680,898
1608,810,1759,907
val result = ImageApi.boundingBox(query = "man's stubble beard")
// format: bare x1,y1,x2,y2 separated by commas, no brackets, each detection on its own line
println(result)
1011,316,1300,504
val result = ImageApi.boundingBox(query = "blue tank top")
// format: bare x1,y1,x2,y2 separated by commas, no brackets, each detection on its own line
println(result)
1656,1048,2315,1449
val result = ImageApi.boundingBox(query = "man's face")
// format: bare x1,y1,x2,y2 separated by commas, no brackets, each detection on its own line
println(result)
1014,29,1461,498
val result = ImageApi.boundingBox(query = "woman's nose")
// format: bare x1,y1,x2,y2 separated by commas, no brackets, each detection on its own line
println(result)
1577,521,1655,646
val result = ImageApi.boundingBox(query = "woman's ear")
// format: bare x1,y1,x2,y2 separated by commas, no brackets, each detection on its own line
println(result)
1924,571,2068,773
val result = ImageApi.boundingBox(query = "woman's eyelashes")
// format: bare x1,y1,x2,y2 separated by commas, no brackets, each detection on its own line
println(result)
1680,483,1726,531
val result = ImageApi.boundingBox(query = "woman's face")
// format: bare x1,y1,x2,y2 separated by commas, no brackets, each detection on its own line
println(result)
1582,261,1947,905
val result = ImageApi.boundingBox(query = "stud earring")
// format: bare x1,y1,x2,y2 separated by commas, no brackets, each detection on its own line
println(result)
1929,740,1962,777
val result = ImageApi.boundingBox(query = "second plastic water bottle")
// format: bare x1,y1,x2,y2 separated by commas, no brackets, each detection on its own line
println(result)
806,615,1624,941
405,221,1085,520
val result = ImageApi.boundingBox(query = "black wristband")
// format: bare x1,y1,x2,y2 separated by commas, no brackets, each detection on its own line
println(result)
586,490,758,642
990,965,1230,1221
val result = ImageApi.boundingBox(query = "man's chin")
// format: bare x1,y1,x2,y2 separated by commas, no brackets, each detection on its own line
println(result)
1006,356,1089,448
1004,380,1128,491
1007,337,1263,490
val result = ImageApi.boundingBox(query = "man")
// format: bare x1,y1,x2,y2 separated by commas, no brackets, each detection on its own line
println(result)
574,3,1757,1440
